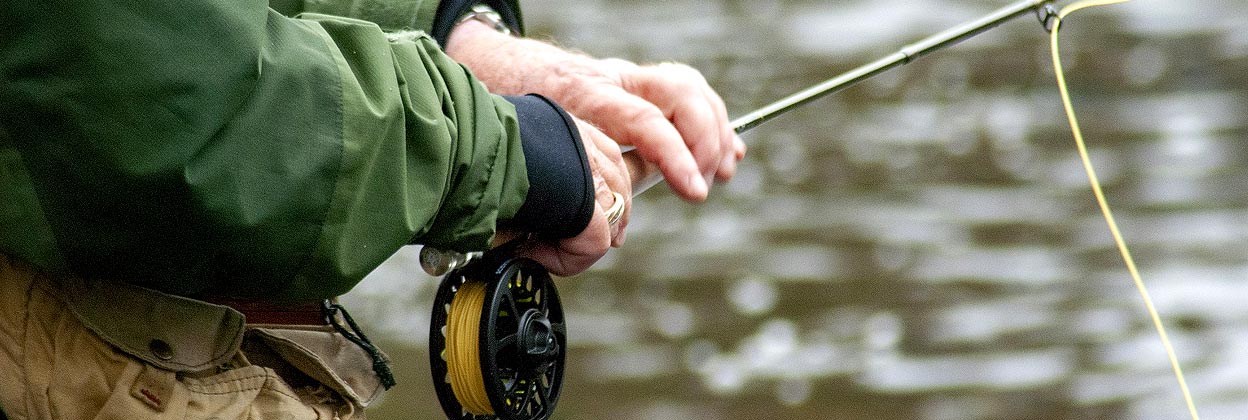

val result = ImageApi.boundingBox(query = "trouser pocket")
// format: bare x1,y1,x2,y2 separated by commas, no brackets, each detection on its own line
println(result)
0,255,363,420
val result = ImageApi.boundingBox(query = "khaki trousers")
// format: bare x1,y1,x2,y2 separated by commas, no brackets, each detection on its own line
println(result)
0,255,384,419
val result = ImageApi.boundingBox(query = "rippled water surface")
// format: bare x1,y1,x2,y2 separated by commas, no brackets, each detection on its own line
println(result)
349,1,1248,419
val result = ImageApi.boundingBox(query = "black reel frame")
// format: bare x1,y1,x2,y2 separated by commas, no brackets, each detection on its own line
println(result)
429,249,567,420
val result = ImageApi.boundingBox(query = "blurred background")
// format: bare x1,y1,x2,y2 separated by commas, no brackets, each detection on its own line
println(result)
348,1,1248,419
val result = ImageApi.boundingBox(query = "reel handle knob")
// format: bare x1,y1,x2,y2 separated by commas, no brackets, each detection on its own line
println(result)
421,231,530,277
419,247,481,276
518,308,559,360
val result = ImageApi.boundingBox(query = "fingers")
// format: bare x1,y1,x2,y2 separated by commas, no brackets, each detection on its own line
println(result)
518,119,632,276
581,121,631,245
729,121,747,168
573,84,709,202
620,64,720,182
519,209,610,276
698,80,739,181
620,63,740,184
449,34,741,201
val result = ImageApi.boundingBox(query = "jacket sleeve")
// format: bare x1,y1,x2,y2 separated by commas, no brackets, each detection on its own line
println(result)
273,0,523,45
0,1,583,299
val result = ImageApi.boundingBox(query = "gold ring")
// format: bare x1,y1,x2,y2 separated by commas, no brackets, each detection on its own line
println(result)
604,192,626,226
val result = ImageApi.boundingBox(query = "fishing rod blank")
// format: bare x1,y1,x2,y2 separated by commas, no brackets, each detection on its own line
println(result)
732,0,1055,134
630,0,1056,194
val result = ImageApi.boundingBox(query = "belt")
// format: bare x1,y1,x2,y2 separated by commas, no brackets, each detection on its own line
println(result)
202,298,331,326
184,296,396,388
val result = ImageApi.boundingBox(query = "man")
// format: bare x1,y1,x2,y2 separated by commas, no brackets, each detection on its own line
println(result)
0,0,743,418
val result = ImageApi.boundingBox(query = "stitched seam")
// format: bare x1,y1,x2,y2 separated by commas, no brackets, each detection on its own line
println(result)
288,19,350,293
457,90,507,241
183,373,302,401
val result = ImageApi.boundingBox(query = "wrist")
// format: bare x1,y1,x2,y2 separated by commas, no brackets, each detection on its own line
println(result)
446,18,504,54
503,95,594,239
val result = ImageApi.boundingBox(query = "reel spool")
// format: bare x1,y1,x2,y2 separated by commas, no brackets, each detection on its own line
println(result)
429,251,567,420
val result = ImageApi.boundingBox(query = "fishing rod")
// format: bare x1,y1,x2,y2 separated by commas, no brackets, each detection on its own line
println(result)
732,0,1055,134
630,0,1057,194
424,1,1058,419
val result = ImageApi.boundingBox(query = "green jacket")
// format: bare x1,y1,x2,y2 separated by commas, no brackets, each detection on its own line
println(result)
0,0,592,300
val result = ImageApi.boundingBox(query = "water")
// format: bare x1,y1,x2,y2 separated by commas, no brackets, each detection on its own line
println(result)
346,1,1248,418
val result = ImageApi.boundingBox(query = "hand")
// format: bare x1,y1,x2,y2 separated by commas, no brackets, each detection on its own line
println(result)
503,117,632,276
446,20,746,202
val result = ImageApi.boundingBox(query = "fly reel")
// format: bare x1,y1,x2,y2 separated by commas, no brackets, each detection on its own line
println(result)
429,249,567,420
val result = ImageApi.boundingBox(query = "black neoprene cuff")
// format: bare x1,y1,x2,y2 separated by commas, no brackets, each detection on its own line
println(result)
430,0,523,46
504,94,594,239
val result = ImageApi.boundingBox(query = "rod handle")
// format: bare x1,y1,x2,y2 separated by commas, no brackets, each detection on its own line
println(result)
623,149,665,198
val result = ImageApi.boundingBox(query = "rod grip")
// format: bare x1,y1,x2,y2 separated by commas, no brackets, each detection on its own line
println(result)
623,149,665,197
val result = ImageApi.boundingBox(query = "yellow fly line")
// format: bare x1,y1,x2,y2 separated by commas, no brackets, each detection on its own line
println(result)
1049,1,1200,419
446,280,495,415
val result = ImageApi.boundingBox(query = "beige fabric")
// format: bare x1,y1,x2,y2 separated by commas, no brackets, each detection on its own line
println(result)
248,328,385,405
49,271,246,372
0,254,380,419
